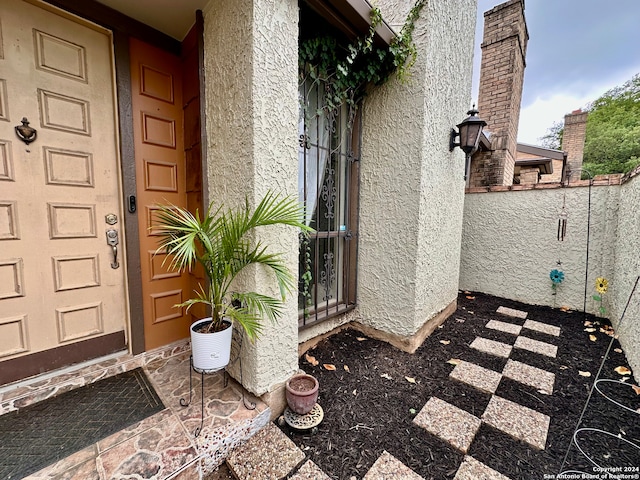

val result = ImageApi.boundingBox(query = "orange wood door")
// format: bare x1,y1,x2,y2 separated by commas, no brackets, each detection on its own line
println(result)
129,37,191,350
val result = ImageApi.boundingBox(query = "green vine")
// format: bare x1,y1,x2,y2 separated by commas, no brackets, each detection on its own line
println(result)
299,0,427,112
300,232,313,317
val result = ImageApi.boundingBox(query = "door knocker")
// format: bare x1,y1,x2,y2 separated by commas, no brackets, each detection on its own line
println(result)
15,117,37,145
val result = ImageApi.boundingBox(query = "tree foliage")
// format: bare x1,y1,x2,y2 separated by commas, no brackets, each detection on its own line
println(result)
540,73,640,176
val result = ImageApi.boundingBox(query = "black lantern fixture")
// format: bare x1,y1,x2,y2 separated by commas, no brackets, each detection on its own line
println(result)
450,106,487,181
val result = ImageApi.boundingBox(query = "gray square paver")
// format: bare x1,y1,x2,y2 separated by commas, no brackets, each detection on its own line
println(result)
496,306,528,319
514,336,557,358
481,396,550,450
523,319,561,337
363,451,424,480
413,397,481,453
470,337,513,358
450,361,502,394
486,320,522,336
502,360,555,394
454,456,512,480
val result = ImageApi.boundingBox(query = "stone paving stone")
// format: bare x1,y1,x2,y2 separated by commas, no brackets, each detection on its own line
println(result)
363,451,424,480
502,360,555,394
496,306,528,319
454,456,512,480
413,397,481,453
227,423,304,480
450,361,503,394
290,460,331,480
485,320,522,336
470,337,513,358
523,319,561,337
514,336,558,358
481,396,550,450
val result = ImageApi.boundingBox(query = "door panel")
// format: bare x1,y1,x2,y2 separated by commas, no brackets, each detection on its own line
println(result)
0,0,127,374
129,38,191,350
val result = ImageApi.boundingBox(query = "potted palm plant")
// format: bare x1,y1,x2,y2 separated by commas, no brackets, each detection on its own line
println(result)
155,192,311,372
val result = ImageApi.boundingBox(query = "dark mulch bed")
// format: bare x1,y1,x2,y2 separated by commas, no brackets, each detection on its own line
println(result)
279,292,639,480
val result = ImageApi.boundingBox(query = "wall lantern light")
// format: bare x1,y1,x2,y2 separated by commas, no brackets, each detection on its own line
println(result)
450,106,487,181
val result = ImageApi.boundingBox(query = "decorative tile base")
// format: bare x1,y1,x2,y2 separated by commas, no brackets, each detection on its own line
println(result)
523,320,561,337
502,360,555,394
413,397,481,453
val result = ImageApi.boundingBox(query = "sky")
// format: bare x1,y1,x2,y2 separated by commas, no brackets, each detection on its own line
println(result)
472,0,640,145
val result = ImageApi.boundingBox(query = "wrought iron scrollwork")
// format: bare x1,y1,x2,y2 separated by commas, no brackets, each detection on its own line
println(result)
320,252,335,301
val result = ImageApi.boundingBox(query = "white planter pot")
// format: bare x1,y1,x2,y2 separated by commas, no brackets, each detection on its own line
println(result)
190,317,232,372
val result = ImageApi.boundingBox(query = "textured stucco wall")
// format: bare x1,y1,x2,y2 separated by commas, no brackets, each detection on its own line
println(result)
612,174,640,378
202,0,299,395
357,0,477,336
460,185,620,313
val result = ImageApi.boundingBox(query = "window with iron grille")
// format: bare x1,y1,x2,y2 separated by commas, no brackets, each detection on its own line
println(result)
298,72,360,328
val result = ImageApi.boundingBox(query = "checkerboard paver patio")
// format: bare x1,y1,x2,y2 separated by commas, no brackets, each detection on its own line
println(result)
486,320,523,335
523,319,561,337
481,396,550,450
413,397,481,453
470,337,513,358
450,361,502,394
502,359,555,394
514,336,558,358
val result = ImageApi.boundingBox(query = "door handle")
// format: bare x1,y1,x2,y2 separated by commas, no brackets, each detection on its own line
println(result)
106,228,120,269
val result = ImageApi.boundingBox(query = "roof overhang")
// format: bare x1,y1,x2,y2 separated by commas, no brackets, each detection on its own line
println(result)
515,158,553,175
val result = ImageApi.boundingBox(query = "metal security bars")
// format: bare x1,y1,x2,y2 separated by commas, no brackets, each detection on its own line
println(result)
298,75,360,328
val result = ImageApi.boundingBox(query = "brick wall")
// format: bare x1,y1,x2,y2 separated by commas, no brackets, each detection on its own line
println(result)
562,109,588,179
471,0,528,187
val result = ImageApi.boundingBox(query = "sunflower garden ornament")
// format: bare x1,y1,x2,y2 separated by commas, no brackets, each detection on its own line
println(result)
593,277,609,316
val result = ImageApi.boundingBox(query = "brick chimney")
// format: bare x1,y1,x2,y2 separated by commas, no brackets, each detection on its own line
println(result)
562,109,588,179
471,0,528,187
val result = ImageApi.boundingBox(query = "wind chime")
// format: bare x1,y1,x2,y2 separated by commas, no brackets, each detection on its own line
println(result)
557,194,568,241
550,191,568,295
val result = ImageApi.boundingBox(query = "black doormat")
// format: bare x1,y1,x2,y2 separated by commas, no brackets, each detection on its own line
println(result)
0,368,164,479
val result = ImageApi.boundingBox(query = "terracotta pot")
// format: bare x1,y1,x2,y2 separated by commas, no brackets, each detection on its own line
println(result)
285,373,319,415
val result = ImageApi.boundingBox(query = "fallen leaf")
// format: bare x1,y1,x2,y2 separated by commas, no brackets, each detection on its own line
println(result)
579,371,592,377
538,389,550,395
323,364,336,371
464,291,471,294
405,376,416,384
632,385,640,395
468,311,475,315
621,376,629,383
447,358,461,366
356,337,366,342
380,373,392,380
409,408,416,414
439,340,451,345
466,295,475,300
438,325,444,329
352,389,357,396
615,366,632,375
614,348,623,353
589,335,597,342
584,328,596,332
304,353,319,366
457,318,465,323
560,306,571,312
584,321,593,327
344,365,350,373
560,365,569,370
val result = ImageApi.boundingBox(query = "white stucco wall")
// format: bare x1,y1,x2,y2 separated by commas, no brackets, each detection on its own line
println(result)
460,186,620,312
357,0,477,336
612,173,640,378
203,0,299,396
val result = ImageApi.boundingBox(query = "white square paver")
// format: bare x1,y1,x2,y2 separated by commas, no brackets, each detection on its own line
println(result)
454,456,512,480
523,320,561,337
481,396,550,450
450,361,503,394
486,320,522,336
413,397,481,453
502,360,555,394
496,306,528,319
363,451,424,480
514,336,557,358
470,337,513,358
